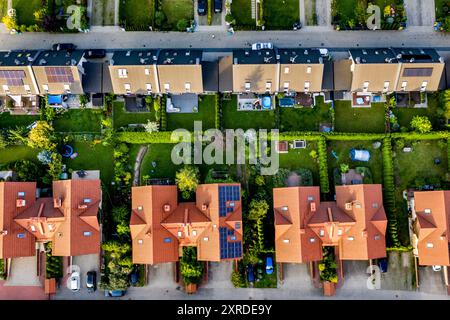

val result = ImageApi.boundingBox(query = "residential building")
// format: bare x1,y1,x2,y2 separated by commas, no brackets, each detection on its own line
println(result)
109,49,159,95
0,179,101,259
32,49,86,95
411,190,450,267
0,50,41,113
231,49,279,94
273,184,387,264
335,48,444,94
130,184,243,265
157,49,204,94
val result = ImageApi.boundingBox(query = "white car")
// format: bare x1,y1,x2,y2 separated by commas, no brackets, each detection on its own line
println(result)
69,272,80,292
432,265,442,272
251,42,273,50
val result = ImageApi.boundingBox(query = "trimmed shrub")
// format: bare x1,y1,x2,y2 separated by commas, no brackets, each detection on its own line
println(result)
160,96,167,131
317,136,330,193
215,94,222,130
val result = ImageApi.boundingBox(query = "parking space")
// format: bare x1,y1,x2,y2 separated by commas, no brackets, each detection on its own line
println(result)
203,261,234,289
278,263,318,293
6,256,41,287
380,252,415,291
148,263,178,288
418,266,447,295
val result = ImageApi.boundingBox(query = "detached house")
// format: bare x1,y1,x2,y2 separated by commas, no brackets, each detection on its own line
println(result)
273,184,387,264
32,49,86,95
130,184,243,265
411,191,450,267
0,179,101,260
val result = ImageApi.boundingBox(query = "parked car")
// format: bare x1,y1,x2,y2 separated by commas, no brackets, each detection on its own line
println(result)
52,43,76,52
197,0,207,15
214,0,222,13
377,258,388,273
251,42,273,50
86,271,97,292
246,265,255,283
85,49,106,59
432,265,442,272
265,256,274,275
130,268,139,286
69,272,80,292
105,290,126,297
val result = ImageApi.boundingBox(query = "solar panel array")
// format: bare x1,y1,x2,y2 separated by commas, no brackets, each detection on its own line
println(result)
45,67,75,83
219,185,240,217
219,227,242,259
0,70,26,86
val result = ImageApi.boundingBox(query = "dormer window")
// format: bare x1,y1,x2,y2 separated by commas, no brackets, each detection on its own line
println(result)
424,208,431,214
319,229,325,237
283,82,289,92
30,225,36,232
383,81,389,93
245,82,251,92
164,83,170,92
2,84,9,92
163,237,172,243
138,239,143,244
309,237,316,243
146,83,152,93
374,234,380,240
372,203,379,208
43,84,49,92
363,81,369,92
64,84,70,93
337,229,343,236
18,191,25,197
306,66,312,74
118,68,128,78
83,231,92,237
177,231,183,237
185,82,191,93
17,233,25,239
124,83,131,93
307,196,314,201
203,237,209,242
83,198,92,204
235,222,241,229
426,242,434,248
283,239,290,243
420,81,428,92
192,230,197,236
265,82,272,91
401,81,407,91
144,68,150,75
48,224,54,231
284,67,290,74
304,81,310,92
347,236,355,241
24,84,31,93
137,205,143,211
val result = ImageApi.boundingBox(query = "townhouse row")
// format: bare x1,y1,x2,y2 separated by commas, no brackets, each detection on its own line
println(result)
0,47,446,107
2,179,447,289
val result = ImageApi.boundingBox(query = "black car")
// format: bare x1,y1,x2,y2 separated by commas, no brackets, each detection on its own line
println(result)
52,43,76,52
130,267,139,286
198,0,207,15
85,49,106,59
86,271,97,292
214,0,222,13
377,258,388,273
104,290,126,297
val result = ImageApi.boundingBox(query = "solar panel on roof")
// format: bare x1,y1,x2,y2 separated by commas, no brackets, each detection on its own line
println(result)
219,185,241,217
0,70,26,86
219,227,242,259
45,67,75,83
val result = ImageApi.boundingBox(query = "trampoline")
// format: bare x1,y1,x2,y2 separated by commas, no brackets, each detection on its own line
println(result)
262,96,272,109
61,145,74,158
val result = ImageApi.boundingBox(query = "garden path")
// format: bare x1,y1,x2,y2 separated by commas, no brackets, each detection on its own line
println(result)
133,145,148,186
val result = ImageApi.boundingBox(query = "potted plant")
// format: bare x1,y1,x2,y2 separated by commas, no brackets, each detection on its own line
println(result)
318,247,338,296
180,247,204,294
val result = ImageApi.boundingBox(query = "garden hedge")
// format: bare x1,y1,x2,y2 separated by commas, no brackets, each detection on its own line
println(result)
160,96,167,131
215,94,222,130
317,136,330,194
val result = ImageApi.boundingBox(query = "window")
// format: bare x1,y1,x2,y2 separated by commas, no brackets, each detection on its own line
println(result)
164,83,170,92
2,84,9,92
383,81,389,92
424,208,431,214
43,84,49,92
347,236,355,241
426,242,434,248
17,233,25,239
306,66,312,74
83,198,92,204
403,68,433,77
284,67,290,74
265,82,272,91
230,236,236,241
24,84,31,92
17,191,25,197
420,81,428,91
363,81,369,92
64,84,70,91
30,225,36,232
374,234,380,240
83,231,92,237
245,82,251,91
283,82,290,91
138,239,143,244
185,82,191,92
177,231,182,237
192,230,197,236
337,229,343,236
307,196,314,201
144,68,150,75
372,203,379,208
283,239,290,243
203,237,209,242
309,237,316,243
304,81,310,92
319,229,325,237
163,237,172,243
401,81,408,90
48,224,54,231
124,83,131,92
146,83,152,92
118,68,128,78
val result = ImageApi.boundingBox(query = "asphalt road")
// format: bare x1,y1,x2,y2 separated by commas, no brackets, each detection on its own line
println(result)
1,27,449,51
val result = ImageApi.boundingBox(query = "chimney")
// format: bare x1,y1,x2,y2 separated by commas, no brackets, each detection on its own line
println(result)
164,204,171,212
54,197,61,208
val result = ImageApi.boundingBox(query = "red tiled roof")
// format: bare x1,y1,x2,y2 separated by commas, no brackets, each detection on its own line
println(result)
0,180,101,259
131,183,243,264
414,191,450,266
273,184,387,263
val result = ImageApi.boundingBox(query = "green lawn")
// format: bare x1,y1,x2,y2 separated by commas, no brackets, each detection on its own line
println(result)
392,93,442,130
334,101,386,133
231,0,254,28
119,0,154,30
393,139,448,245
263,0,299,29
0,113,39,129
112,101,156,130
278,141,320,185
222,95,276,130
53,109,102,133
161,0,194,26
140,143,181,183
12,0,41,26
279,97,332,131
327,140,384,186
63,141,115,187
0,146,38,166
167,95,215,131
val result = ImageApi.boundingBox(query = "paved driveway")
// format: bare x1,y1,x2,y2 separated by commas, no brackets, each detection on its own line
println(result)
5,257,41,286
0,281,48,300
405,0,435,26
203,261,234,289
148,263,178,288
418,266,447,295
